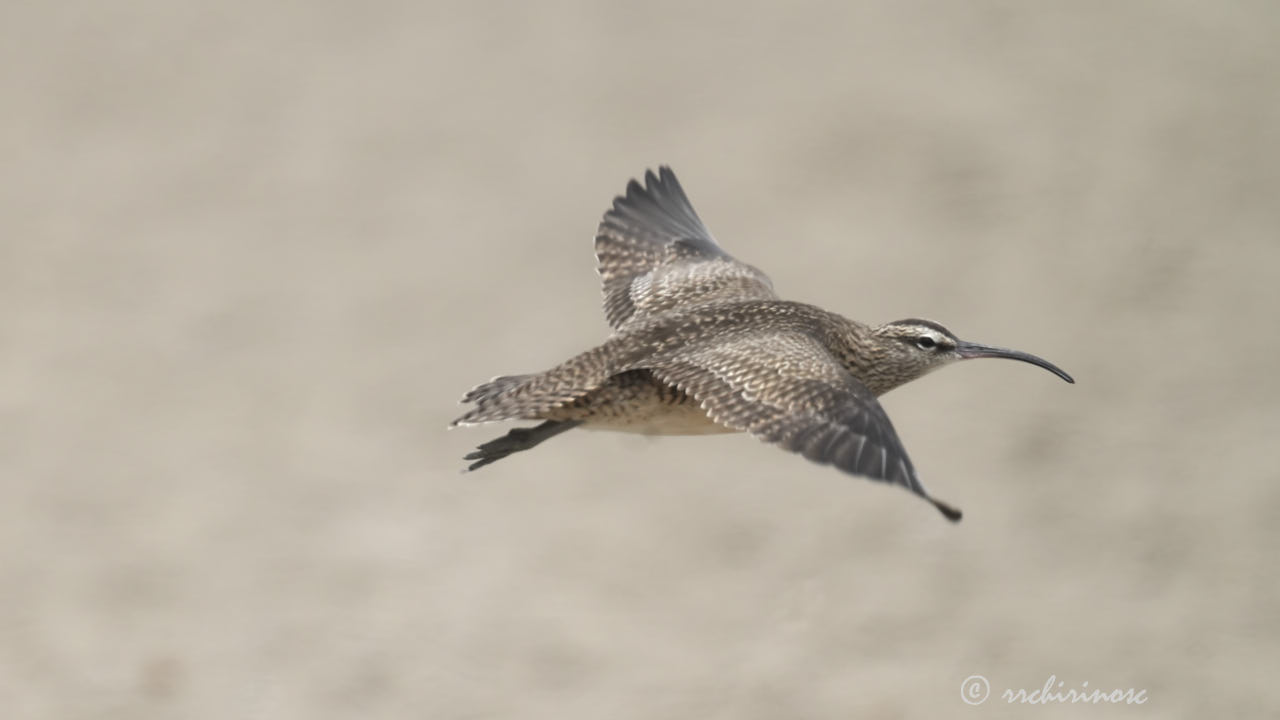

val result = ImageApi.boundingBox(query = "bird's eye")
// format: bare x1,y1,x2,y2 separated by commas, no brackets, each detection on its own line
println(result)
916,336,936,350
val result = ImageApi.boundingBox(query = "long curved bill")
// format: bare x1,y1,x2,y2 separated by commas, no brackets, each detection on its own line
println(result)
955,341,1075,383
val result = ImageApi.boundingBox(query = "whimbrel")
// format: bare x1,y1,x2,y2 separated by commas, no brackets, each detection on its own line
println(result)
452,167,1073,521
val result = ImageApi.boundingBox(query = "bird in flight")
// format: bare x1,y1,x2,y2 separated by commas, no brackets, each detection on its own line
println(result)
452,167,1074,521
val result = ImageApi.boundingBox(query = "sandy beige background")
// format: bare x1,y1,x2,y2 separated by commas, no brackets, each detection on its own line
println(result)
3,2,1278,718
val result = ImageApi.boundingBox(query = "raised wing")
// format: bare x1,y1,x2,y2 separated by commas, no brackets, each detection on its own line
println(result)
595,167,777,329
647,328,963,521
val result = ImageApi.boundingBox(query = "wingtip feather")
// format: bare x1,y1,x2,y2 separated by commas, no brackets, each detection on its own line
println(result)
932,498,963,522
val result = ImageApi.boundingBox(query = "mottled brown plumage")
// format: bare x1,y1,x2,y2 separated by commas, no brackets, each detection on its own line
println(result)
453,167,1074,522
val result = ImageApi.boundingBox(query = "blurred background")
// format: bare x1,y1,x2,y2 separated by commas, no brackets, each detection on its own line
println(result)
2,1,1278,718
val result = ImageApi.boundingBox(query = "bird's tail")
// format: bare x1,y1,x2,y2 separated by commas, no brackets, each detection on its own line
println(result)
452,374,537,425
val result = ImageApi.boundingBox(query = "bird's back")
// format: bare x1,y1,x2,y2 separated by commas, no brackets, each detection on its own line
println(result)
453,299,847,427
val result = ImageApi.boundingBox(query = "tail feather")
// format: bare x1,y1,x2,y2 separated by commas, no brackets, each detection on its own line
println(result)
460,374,531,405
453,374,535,425
452,371,597,425
453,334,629,426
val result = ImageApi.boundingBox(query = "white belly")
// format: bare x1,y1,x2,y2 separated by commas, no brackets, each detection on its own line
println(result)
578,401,736,436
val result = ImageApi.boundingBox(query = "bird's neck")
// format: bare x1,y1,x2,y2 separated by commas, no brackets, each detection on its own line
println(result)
829,319,908,397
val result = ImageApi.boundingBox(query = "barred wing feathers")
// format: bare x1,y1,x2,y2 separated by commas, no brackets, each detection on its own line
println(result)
594,167,776,329
648,329,962,521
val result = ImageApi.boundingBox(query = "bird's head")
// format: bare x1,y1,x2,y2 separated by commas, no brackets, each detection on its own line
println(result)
865,318,1075,394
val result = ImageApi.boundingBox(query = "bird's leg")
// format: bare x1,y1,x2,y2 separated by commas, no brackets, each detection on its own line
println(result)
463,420,582,472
